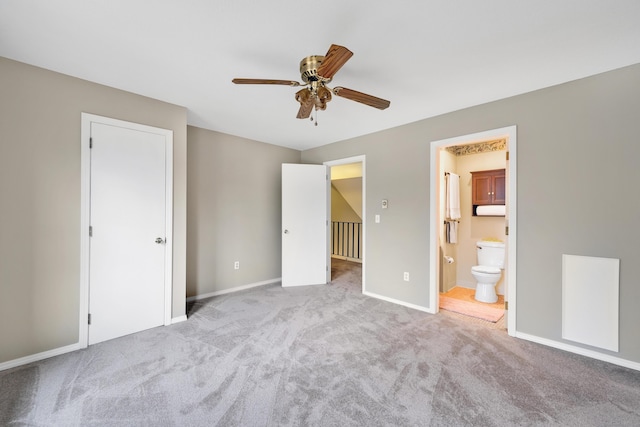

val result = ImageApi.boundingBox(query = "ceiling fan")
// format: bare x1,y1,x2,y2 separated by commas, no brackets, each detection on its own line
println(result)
232,44,390,122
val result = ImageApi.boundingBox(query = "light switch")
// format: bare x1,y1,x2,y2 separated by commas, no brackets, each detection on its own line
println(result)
375,214,380,223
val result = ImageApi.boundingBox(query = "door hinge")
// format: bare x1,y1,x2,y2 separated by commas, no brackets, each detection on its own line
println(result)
90,137,93,149
88,313,92,325
504,301,509,310
505,225,509,235
89,226,93,237
506,151,509,161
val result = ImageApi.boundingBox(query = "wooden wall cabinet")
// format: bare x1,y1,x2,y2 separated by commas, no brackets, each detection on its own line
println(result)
471,169,505,214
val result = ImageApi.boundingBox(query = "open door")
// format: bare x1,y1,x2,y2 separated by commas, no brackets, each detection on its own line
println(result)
282,163,329,287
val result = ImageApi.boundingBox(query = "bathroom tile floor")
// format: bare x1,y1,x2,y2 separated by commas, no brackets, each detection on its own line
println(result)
440,287,506,330
443,286,504,309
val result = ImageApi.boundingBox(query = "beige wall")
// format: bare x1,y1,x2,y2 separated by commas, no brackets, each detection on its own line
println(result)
0,57,188,363
439,150,457,292
3,54,640,368
186,126,300,297
303,63,640,364
331,181,362,223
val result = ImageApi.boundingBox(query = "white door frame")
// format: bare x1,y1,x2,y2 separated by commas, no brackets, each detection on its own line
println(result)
79,113,173,348
429,126,517,335
324,155,366,292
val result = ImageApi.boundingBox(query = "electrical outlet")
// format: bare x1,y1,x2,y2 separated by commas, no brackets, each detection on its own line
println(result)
403,272,410,281
234,261,240,270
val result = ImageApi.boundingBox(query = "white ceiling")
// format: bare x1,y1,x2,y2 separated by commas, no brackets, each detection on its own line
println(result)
1,1,639,151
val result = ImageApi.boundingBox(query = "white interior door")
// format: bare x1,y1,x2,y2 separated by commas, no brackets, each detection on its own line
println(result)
282,164,329,287
88,122,167,344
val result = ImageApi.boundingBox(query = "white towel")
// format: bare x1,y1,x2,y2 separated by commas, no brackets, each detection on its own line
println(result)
446,173,461,220
475,205,506,216
449,220,458,244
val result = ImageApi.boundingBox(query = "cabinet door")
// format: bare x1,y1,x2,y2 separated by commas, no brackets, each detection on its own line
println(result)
472,175,493,205
493,174,506,204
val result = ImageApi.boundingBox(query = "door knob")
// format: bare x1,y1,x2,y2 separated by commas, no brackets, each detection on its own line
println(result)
155,237,165,244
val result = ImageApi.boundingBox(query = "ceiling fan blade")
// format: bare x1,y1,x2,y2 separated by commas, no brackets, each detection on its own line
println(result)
296,97,314,119
316,44,353,79
232,78,300,86
332,87,390,110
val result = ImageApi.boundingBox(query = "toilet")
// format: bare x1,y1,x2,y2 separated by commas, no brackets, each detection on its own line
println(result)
471,240,505,303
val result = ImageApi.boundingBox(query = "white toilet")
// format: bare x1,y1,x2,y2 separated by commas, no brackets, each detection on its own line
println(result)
471,241,505,303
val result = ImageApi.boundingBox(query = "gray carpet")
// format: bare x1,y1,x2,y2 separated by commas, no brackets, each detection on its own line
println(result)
2,259,640,426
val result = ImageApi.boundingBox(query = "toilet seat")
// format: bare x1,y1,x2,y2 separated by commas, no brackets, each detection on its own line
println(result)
472,265,501,274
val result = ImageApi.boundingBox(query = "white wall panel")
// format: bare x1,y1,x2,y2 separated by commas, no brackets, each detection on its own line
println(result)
562,254,619,352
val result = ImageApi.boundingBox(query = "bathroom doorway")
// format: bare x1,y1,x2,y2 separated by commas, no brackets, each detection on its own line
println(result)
429,126,517,335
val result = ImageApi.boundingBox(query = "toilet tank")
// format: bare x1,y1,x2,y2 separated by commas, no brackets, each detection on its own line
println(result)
477,241,505,268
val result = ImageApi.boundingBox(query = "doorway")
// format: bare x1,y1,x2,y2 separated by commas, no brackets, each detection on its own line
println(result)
79,114,174,347
324,156,365,293
429,126,517,335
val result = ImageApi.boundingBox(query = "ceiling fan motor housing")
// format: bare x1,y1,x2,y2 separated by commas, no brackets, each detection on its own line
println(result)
300,56,332,84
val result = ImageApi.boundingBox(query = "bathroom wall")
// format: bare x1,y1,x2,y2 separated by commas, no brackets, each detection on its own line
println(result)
439,149,457,292
455,149,507,293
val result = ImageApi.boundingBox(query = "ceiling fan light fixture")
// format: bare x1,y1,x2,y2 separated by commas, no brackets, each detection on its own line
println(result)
315,85,332,110
295,88,310,104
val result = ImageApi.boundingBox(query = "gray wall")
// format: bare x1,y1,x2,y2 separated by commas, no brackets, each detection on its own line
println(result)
0,57,188,363
302,63,640,364
186,126,300,297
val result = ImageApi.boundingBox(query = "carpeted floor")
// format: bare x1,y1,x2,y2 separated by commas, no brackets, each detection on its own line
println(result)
2,258,640,426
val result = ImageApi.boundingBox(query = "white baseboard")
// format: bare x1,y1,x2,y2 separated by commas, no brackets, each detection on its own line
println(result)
171,315,188,324
515,331,640,372
186,278,281,302
0,342,84,372
2,314,189,371
363,290,435,314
